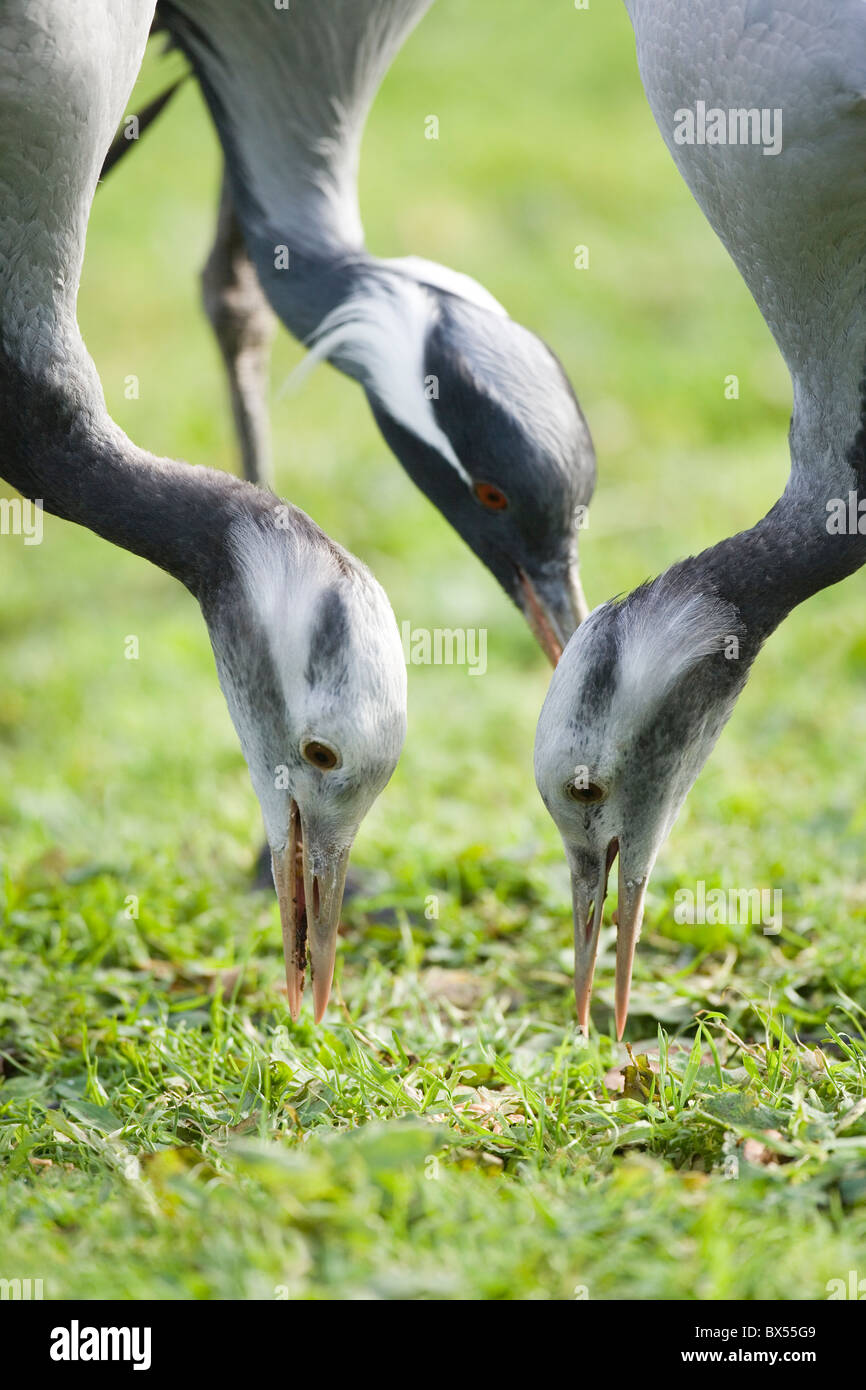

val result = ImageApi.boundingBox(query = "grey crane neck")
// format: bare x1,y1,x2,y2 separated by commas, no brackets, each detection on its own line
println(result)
247,239,375,349
0,347,257,600
686,406,866,659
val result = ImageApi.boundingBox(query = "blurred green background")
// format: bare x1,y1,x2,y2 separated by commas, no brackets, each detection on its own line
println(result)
1,1,864,1300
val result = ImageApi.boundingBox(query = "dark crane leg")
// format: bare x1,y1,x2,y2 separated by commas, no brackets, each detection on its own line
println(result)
201,170,277,487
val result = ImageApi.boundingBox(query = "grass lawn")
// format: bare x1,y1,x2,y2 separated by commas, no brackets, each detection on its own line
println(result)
1,0,865,1299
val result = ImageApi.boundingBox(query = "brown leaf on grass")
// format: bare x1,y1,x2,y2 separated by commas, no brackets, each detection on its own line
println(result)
742,1130,785,1166
142,959,245,995
204,966,244,996
28,1156,75,1173
605,1048,659,1101
25,847,69,882
227,1114,261,1137
142,958,176,981
422,968,486,1011
605,1040,716,1102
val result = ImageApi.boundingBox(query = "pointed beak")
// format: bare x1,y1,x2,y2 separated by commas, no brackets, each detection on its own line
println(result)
271,801,351,1023
570,839,617,1034
614,856,649,1041
570,838,649,1040
516,563,588,666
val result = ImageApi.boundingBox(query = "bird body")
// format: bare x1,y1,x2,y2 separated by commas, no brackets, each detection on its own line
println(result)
0,0,407,1021
155,0,595,658
536,0,866,1036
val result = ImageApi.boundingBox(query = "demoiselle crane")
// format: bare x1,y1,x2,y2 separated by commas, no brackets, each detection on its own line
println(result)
535,0,866,1036
113,0,597,662
0,0,408,1022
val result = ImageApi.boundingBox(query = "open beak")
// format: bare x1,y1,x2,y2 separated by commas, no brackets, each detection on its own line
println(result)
271,801,352,1023
516,564,588,666
570,838,649,1040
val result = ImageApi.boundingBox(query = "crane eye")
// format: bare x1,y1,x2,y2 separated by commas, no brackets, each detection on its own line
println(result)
300,738,341,771
567,779,606,804
473,481,509,511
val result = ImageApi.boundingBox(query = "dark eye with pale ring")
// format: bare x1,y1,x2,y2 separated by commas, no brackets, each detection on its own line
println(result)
301,738,341,770
567,780,606,804
472,481,509,511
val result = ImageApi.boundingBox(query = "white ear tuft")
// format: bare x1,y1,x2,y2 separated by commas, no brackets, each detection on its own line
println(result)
380,256,508,317
615,586,738,716
281,278,471,484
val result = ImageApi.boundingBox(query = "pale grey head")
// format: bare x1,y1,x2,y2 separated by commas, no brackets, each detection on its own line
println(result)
201,501,408,1020
535,566,747,1037
0,0,409,1028
535,0,866,1037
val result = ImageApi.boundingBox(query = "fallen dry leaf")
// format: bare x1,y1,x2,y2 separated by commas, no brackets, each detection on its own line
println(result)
421,968,486,1011
605,1048,659,1100
742,1130,785,1166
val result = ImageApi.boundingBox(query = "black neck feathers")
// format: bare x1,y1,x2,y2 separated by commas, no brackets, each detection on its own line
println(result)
0,348,260,599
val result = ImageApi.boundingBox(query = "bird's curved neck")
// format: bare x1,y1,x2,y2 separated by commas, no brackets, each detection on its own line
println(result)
0,347,247,597
161,0,432,269
625,0,866,650
251,245,376,348
0,0,253,600
693,387,866,650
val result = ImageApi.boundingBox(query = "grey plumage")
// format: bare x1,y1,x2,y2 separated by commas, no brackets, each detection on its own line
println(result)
536,0,866,1037
0,0,407,1022
153,0,595,658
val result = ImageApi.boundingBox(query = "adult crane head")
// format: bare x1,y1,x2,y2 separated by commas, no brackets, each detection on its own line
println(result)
0,0,410,1024
197,495,408,1020
534,570,745,1039
298,257,596,662
537,0,866,1036
122,1,598,661
4,367,408,1022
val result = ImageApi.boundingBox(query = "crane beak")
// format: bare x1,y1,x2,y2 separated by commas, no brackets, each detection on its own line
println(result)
516,564,588,666
570,838,649,1040
271,801,351,1022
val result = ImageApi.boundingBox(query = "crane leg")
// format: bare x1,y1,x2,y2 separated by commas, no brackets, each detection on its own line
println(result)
201,169,277,487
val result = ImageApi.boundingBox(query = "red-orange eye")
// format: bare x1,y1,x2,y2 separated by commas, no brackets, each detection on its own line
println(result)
473,481,509,511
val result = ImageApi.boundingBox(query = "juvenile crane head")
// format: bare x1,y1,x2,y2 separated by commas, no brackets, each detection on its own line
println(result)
305,258,596,662
202,499,407,1020
534,568,748,1037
